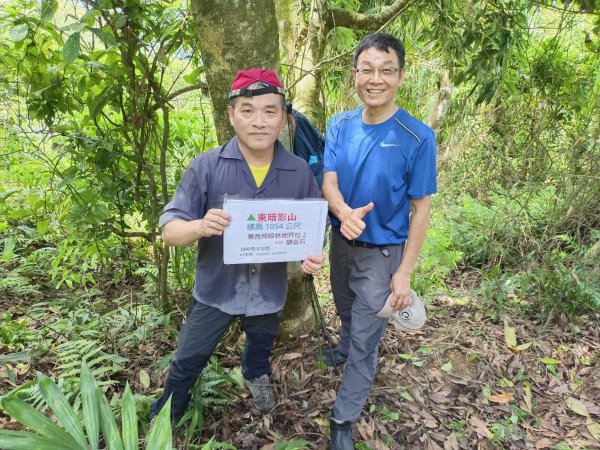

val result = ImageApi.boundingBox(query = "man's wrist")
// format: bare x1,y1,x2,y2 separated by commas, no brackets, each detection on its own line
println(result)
338,205,353,222
194,219,206,239
394,267,412,278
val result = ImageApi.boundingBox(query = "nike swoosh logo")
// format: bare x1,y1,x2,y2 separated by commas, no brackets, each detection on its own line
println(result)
380,142,400,147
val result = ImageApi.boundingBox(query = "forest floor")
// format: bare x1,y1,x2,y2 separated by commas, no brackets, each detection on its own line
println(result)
1,270,599,450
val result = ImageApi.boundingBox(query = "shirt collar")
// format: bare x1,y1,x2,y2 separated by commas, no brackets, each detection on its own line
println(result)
220,136,297,171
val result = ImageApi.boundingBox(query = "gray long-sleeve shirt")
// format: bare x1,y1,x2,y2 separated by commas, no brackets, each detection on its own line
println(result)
160,136,321,316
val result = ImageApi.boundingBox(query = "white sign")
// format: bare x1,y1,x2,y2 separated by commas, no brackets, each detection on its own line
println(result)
223,198,328,264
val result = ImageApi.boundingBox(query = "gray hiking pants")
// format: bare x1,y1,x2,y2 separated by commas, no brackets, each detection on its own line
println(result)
330,230,404,422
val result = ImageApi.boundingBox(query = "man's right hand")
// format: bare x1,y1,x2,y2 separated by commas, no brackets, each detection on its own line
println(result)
196,208,232,238
339,202,374,240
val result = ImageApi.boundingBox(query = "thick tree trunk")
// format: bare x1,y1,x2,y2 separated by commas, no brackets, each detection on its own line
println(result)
279,264,316,339
189,0,281,144
189,0,315,340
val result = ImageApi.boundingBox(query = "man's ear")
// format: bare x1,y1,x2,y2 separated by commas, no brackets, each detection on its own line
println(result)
399,68,407,83
227,105,234,126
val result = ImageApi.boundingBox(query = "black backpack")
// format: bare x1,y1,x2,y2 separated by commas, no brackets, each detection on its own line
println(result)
286,105,325,189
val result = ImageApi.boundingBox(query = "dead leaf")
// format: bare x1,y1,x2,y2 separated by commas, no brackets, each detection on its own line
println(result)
510,342,533,353
424,420,438,428
262,415,271,430
280,352,302,361
469,416,492,439
356,418,373,441
534,438,555,449
487,392,513,403
565,396,590,417
259,445,275,450
426,438,444,450
504,320,517,348
444,432,460,450
523,381,533,412
586,418,600,440
139,369,150,388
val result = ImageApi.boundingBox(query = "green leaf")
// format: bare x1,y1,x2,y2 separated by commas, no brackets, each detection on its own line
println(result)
8,209,32,219
36,220,49,236
2,236,16,263
97,388,124,450
88,84,116,118
0,430,72,450
399,391,414,402
80,363,100,450
81,10,101,27
146,398,173,450
36,373,88,449
9,24,29,42
441,361,453,372
112,14,127,29
121,384,138,450
0,398,81,450
40,0,58,23
541,358,560,365
0,351,40,363
63,33,81,64
91,28,117,47
183,67,204,84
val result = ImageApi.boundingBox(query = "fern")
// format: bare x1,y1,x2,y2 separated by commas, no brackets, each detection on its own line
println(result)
23,339,124,411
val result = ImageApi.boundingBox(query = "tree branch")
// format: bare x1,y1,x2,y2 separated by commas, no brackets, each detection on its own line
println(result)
165,81,207,102
327,0,411,31
105,224,155,242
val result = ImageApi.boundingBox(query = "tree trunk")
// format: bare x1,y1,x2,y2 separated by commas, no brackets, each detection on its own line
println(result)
189,0,316,340
189,0,281,144
279,264,317,339
278,0,411,130
428,69,452,132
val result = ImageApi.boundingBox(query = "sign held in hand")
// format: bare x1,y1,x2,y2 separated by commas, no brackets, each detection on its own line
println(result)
223,198,328,264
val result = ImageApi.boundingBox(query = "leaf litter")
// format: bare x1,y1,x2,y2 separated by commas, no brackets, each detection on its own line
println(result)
0,276,599,449
191,288,600,449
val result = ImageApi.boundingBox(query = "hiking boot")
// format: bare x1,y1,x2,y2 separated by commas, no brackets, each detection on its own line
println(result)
244,374,277,412
330,414,354,449
320,348,347,367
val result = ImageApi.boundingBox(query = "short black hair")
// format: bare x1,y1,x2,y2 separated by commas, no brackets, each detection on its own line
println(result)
353,33,405,69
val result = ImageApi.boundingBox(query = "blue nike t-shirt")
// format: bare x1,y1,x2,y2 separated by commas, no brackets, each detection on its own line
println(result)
323,107,437,245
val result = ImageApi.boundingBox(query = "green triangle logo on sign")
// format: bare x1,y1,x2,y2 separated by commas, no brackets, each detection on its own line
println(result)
247,214,256,221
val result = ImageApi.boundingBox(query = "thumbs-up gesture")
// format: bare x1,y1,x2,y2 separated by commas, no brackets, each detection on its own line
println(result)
340,202,374,240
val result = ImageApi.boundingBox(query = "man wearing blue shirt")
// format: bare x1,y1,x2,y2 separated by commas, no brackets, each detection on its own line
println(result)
151,68,325,423
322,34,437,449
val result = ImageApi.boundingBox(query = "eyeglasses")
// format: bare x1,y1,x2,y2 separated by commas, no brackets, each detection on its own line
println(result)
354,67,400,78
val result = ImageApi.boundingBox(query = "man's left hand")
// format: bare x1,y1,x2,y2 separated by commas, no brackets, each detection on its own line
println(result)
390,271,412,311
301,253,326,274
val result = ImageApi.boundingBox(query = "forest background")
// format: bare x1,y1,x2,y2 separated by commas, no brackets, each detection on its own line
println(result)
0,0,599,449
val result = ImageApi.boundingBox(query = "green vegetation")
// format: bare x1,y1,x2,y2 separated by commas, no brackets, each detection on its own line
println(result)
1,0,598,448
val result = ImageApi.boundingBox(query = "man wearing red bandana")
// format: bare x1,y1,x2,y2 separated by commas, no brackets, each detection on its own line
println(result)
150,68,325,423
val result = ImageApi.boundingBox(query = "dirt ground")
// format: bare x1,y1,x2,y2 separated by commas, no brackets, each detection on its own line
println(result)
1,273,599,450
190,291,600,450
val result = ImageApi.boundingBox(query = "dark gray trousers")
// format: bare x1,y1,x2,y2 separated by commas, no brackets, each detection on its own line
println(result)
151,299,281,418
330,231,404,422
